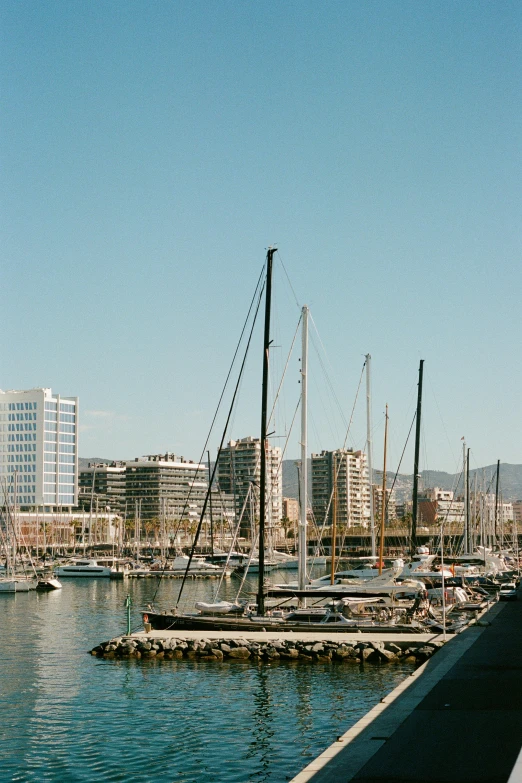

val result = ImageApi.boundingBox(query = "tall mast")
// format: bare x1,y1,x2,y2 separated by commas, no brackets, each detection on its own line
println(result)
466,447,471,553
461,440,468,553
330,454,338,585
207,450,214,558
494,459,500,544
366,354,375,558
378,405,388,574
298,305,309,599
410,359,424,556
257,247,276,616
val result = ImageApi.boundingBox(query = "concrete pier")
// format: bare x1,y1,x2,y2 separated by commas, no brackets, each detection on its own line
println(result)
289,596,522,783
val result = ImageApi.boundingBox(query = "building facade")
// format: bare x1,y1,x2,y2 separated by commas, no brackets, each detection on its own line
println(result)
79,462,126,514
417,487,464,527
372,485,397,525
311,449,370,528
0,388,78,510
125,454,209,521
216,437,282,536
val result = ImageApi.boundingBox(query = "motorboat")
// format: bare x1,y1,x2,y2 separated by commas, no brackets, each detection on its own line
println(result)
54,559,114,577
36,577,62,591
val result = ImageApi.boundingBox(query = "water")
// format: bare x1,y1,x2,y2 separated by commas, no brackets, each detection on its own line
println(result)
0,573,415,782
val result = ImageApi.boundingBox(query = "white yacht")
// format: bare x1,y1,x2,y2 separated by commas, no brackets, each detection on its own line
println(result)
54,559,114,577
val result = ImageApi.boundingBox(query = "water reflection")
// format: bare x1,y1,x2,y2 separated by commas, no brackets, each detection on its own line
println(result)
0,577,414,783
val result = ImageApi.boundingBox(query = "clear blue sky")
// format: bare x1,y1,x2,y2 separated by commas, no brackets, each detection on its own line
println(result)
2,1,520,476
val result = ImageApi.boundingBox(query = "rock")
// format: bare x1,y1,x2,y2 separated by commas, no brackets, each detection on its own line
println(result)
378,648,399,663
334,647,356,661
384,643,402,654
417,646,435,657
220,643,231,653
210,649,224,660
370,641,384,652
312,643,324,653
172,649,184,659
280,648,299,659
316,654,332,663
143,649,157,658
227,647,251,659
361,647,376,662
404,655,417,664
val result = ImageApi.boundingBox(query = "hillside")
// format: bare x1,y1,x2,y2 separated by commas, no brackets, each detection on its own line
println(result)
281,460,522,503
79,457,522,502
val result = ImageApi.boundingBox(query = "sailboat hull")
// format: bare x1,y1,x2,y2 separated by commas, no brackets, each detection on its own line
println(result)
143,611,424,634
0,579,37,592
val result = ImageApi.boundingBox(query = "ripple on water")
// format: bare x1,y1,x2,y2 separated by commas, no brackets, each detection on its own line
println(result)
0,578,415,782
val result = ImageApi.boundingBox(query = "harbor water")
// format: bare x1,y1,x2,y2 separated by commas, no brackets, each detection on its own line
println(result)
0,572,416,782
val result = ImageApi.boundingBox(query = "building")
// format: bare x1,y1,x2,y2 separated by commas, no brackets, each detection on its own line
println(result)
79,462,126,514
125,453,209,522
513,501,522,525
216,437,282,536
372,485,397,525
418,487,464,527
282,497,300,523
476,494,514,529
311,448,370,529
0,388,78,510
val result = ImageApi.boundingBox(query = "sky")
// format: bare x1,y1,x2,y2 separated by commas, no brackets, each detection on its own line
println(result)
2,1,521,477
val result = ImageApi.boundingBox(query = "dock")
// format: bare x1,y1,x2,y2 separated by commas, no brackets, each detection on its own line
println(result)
289,594,522,783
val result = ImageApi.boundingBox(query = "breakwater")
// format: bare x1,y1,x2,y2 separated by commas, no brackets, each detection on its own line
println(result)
91,634,445,663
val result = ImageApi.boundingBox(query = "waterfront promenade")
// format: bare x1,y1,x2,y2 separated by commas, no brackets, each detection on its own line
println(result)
290,595,522,783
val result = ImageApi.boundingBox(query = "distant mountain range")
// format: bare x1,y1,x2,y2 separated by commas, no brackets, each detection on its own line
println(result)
281,460,522,503
80,457,522,502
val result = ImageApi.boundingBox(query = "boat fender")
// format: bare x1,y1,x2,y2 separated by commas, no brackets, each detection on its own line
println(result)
143,614,149,623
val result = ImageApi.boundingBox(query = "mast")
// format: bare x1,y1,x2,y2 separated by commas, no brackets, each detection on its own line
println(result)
494,459,500,544
257,247,276,616
366,355,376,558
410,359,424,556
298,305,309,600
207,450,214,558
466,447,471,553
330,455,338,585
462,440,468,554
379,405,388,574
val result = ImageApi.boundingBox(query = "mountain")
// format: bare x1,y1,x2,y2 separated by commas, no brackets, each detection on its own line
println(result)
79,457,114,470
281,460,522,503
79,457,522,502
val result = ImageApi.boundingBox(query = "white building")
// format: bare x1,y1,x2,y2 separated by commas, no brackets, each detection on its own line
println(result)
311,449,371,528
0,388,78,509
217,437,283,536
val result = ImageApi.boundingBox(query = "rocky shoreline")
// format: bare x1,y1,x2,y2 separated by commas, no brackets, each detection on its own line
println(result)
91,636,446,664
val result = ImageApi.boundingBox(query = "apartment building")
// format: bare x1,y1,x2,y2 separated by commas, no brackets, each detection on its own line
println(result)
311,448,370,528
125,453,208,521
216,437,282,535
372,484,397,524
78,462,126,514
417,487,464,526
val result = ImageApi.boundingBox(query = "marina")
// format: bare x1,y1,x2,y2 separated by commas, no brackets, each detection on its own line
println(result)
0,575,420,783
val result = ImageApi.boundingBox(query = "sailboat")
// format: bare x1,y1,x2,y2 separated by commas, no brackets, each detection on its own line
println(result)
143,253,432,634
0,477,37,592
145,251,355,631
